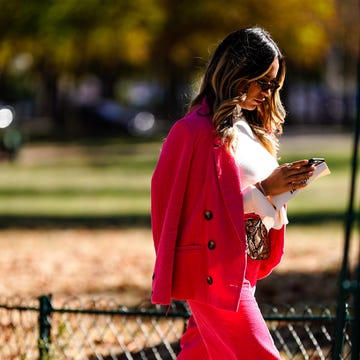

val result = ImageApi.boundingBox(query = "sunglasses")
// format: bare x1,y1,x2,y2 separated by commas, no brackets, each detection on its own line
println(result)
254,79,280,92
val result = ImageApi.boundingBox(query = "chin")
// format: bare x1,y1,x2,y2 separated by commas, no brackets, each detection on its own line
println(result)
243,105,257,111
241,101,258,111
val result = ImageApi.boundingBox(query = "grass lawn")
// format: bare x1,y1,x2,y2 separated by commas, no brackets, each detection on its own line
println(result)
0,131,355,225
0,129,355,232
279,131,354,223
0,140,158,226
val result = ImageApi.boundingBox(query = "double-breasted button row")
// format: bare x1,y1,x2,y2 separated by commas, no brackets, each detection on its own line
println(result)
204,210,213,220
205,210,214,286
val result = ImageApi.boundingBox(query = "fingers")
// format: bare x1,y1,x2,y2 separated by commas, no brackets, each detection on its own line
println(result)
263,160,315,196
284,161,314,192
288,168,313,181
289,177,310,192
278,161,314,193
284,159,312,170
283,160,307,168
284,161,314,178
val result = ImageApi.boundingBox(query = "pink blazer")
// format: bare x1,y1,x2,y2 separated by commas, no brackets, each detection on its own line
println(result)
151,101,285,311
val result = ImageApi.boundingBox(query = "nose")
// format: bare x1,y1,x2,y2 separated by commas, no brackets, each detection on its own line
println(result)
261,88,271,98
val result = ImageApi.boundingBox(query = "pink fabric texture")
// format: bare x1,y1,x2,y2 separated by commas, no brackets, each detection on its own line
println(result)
177,260,280,359
177,281,280,360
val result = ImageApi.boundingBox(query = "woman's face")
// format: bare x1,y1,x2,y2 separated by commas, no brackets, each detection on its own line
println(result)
240,57,280,111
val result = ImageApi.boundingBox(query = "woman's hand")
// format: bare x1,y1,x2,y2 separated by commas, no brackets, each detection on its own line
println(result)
259,160,315,196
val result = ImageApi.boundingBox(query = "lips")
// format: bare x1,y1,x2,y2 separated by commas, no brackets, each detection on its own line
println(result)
254,98,265,105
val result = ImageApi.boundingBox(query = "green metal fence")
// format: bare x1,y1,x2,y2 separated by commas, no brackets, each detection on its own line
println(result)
0,294,353,360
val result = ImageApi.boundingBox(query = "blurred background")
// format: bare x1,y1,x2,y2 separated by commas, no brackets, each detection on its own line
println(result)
0,0,359,305
0,0,358,143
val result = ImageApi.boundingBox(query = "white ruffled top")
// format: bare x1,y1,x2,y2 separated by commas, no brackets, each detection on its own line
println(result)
233,118,288,230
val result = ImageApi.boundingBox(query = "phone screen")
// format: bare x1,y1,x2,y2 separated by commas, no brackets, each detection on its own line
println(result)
308,158,325,166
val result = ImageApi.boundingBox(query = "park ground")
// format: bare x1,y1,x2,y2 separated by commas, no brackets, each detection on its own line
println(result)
0,131,358,307
0,220,358,307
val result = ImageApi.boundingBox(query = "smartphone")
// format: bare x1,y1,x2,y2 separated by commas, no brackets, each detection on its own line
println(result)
307,157,325,166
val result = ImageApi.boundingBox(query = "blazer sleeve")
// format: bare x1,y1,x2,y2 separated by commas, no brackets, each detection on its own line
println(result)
151,120,194,305
257,225,285,280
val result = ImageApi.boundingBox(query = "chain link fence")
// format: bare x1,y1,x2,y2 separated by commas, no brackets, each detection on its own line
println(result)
0,294,353,360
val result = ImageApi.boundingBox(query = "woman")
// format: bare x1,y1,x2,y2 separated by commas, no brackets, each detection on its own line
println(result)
151,27,314,359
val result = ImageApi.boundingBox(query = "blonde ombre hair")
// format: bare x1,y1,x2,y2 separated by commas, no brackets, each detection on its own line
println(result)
189,27,286,157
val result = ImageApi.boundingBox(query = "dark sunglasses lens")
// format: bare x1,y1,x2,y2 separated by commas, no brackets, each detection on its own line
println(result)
258,80,278,92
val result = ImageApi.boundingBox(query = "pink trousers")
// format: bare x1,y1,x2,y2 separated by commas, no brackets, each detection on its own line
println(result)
177,281,280,360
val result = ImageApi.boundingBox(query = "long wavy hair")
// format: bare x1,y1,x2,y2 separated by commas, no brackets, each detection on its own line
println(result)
189,27,286,156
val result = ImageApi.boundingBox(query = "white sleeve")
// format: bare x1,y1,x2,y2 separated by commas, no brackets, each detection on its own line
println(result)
242,185,276,217
242,185,288,230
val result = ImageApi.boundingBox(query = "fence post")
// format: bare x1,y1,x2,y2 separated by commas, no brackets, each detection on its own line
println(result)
38,295,53,360
332,54,360,360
